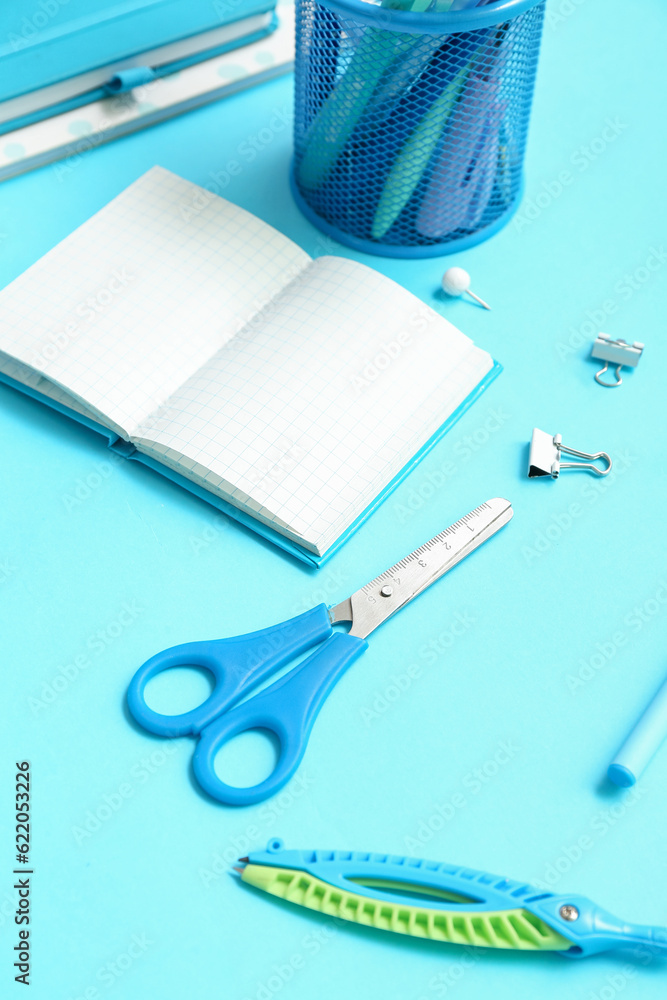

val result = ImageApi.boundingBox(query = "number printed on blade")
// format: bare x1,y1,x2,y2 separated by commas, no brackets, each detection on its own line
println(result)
346,498,513,638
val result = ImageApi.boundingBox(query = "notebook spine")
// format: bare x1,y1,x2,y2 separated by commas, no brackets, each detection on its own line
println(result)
108,438,137,458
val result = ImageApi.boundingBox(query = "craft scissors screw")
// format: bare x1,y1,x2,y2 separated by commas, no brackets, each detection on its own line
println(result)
127,497,513,807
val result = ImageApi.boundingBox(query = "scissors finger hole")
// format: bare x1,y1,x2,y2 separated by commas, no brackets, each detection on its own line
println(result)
212,728,280,789
143,666,215,715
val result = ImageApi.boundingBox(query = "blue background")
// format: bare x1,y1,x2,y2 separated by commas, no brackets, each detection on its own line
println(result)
2,0,667,997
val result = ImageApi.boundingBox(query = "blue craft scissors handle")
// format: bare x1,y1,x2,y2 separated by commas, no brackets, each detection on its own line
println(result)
194,631,366,806
127,605,367,806
127,605,334,737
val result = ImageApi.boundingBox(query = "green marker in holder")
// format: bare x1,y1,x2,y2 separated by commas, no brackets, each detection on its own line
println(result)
291,0,547,257
297,0,436,192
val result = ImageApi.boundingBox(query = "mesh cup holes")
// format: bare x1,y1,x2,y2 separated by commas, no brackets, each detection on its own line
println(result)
293,0,545,252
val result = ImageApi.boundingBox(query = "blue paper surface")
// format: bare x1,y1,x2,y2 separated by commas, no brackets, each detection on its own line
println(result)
2,0,667,995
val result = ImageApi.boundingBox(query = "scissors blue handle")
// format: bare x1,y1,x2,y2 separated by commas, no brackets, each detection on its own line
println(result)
127,605,367,807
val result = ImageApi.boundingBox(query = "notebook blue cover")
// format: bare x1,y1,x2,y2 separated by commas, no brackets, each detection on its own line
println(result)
0,0,278,134
0,362,501,568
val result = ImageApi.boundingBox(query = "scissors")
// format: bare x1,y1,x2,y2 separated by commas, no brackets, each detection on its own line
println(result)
127,498,513,807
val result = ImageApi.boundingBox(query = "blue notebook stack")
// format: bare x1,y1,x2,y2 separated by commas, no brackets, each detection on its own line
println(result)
0,0,278,135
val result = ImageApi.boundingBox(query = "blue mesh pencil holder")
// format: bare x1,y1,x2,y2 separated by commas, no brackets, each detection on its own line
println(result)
291,0,545,257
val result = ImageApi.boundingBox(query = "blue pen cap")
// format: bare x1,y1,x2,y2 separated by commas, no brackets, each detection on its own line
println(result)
608,673,667,787
292,0,546,257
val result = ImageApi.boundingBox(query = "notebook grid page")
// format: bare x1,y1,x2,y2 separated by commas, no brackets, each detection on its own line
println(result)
318,348,493,552
136,445,309,543
0,352,109,427
0,166,310,437
135,256,492,550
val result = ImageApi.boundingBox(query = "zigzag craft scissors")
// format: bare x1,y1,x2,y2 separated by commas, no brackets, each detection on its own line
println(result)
127,498,512,807
239,840,667,959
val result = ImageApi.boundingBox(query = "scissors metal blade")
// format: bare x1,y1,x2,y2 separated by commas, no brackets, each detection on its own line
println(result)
330,498,513,639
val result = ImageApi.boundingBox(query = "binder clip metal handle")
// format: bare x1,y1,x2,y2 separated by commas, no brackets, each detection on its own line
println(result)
528,428,612,479
591,333,644,388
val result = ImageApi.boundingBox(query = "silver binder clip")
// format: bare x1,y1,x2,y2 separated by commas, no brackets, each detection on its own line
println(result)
528,428,612,479
591,333,644,388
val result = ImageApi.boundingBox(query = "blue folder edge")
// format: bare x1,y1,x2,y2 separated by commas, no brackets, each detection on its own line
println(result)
0,360,501,569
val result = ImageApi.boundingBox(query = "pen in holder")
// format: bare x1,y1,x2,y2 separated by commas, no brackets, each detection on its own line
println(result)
292,0,546,257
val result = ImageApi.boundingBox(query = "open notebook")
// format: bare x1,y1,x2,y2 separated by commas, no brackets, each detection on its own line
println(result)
0,166,499,565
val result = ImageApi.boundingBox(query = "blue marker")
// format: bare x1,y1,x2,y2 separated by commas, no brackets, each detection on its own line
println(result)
608,671,667,787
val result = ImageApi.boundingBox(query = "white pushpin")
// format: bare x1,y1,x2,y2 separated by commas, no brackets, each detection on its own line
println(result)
441,267,491,310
